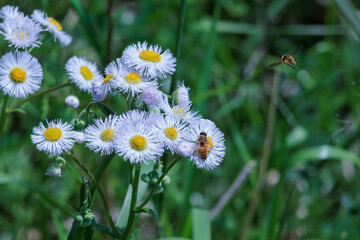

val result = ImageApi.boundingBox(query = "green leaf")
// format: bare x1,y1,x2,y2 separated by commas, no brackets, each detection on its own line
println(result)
158,238,191,240
96,102,115,116
331,0,360,40
288,145,360,168
0,173,74,216
114,163,154,232
192,208,211,240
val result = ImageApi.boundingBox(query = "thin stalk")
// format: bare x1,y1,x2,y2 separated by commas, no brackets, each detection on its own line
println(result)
136,156,181,210
122,163,141,240
170,0,187,94
73,225,85,240
69,154,122,238
7,81,72,111
240,71,280,240
0,95,10,137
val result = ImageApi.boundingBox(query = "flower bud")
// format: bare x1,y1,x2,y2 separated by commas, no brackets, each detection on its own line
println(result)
141,87,164,107
162,175,171,185
141,173,150,183
176,141,194,157
65,95,80,109
91,79,106,102
45,163,62,177
175,82,190,108
151,177,159,185
74,131,85,144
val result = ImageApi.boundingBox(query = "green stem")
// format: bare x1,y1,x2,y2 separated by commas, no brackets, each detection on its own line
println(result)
69,153,122,238
170,0,187,94
7,81,72,111
89,154,116,207
73,225,85,240
0,95,10,137
122,163,141,240
136,156,182,210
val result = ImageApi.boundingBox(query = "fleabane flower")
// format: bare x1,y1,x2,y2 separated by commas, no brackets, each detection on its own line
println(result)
0,51,43,98
65,56,102,93
31,120,76,156
161,100,201,123
155,115,188,154
122,41,176,79
0,5,24,20
186,119,225,170
0,14,42,49
174,82,191,108
32,10,72,46
115,110,164,164
103,59,121,95
84,115,120,156
112,59,158,97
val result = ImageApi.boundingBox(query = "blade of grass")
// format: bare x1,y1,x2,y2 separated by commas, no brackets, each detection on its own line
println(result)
192,208,211,240
331,0,360,39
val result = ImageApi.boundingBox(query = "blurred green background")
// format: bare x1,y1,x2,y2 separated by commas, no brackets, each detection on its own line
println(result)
1,0,360,239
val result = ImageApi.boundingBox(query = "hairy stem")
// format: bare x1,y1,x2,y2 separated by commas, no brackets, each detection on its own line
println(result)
7,81,72,111
69,153,121,238
122,163,141,240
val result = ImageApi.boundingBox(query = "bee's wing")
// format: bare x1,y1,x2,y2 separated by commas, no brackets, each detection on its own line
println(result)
268,60,282,67
290,45,303,56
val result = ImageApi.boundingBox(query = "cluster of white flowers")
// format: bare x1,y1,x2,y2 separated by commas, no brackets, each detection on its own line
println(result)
31,40,225,170
0,5,72,98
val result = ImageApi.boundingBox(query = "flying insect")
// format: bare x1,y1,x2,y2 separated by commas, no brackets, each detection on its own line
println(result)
269,46,303,70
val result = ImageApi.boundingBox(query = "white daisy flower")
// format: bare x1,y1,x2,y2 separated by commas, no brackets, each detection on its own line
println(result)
0,51,43,98
186,119,225,170
155,115,188,154
161,100,201,123
111,59,158,97
115,110,164,164
74,131,85,144
122,41,176,79
31,120,76,156
65,95,80,109
31,9,72,46
65,56,102,93
174,82,191,109
0,5,24,20
0,14,42,49
103,59,122,95
84,115,120,156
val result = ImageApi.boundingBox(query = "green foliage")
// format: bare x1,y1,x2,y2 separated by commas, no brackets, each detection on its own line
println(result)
1,0,360,239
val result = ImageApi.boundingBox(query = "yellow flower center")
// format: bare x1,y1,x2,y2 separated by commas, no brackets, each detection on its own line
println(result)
207,137,214,152
10,67,27,83
100,128,116,142
80,66,93,80
124,72,141,84
47,17,62,31
44,127,62,141
130,135,147,151
103,72,113,84
172,107,186,118
164,127,178,140
18,32,27,41
139,50,161,62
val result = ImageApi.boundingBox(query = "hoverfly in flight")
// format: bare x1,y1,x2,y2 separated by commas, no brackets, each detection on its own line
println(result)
269,46,303,70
